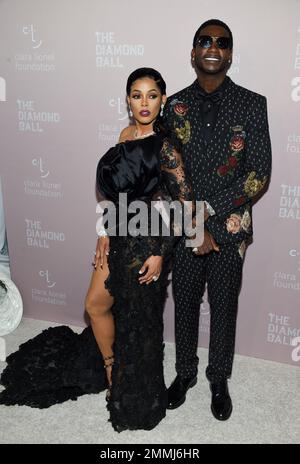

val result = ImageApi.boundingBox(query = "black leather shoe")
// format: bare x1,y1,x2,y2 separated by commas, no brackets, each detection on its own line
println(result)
210,380,232,421
167,375,197,409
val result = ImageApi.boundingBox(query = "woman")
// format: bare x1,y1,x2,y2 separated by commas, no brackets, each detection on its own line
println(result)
0,68,195,432
86,67,195,432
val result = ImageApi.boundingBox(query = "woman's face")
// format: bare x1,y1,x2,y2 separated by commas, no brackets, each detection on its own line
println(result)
127,77,166,126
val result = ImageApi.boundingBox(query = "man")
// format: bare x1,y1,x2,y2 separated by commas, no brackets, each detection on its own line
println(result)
163,19,272,420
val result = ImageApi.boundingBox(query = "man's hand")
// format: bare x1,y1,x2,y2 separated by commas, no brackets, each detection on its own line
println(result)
94,236,110,270
193,229,220,255
138,255,163,285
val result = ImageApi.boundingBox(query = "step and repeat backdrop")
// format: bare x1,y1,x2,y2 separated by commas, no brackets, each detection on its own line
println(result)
0,0,299,366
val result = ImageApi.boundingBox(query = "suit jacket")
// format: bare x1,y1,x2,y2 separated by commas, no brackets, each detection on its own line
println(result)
163,77,272,245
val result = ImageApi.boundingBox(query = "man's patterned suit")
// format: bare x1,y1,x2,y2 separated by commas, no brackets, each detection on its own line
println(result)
164,76,272,382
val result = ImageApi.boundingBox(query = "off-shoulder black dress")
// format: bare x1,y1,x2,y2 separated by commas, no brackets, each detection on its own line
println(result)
0,134,193,432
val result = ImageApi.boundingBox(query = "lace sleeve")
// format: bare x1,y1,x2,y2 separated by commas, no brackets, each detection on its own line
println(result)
157,139,196,258
160,139,193,203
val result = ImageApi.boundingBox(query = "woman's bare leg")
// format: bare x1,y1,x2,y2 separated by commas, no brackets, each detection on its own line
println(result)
85,253,114,386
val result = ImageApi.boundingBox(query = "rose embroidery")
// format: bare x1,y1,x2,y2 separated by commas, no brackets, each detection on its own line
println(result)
226,214,242,234
228,156,238,168
230,135,245,152
233,196,246,207
227,210,251,235
217,165,230,176
217,126,246,177
170,100,191,143
174,102,188,117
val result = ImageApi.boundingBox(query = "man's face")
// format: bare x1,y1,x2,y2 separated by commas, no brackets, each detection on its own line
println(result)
192,24,232,75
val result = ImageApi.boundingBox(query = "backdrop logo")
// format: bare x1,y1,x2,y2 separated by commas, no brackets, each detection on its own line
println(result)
267,313,300,345
98,97,128,143
39,270,56,288
15,25,55,72
0,77,6,101
273,271,300,290
289,249,300,271
98,123,124,144
32,270,66,306
273,248,300,291
24,158,63,199
278,184,300,219
109,97,128,121
32,157,50,178
17,100,61,132
286,133,300,154
95,32,144,68
25,219,65,248
23,25,42,49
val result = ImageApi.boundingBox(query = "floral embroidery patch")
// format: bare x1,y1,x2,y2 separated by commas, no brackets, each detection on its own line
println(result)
170,99,191,144
244,171,268,197
226,209,251,234
160,140,180,169
230,125,245,151
217,126,246,177
226,214,242,234
240,210,251,232
175,121,191,144
171,99,189,117
233,196,246,207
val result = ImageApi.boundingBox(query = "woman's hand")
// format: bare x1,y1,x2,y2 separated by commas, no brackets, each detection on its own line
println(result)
94,236,110,270
138,255,163,285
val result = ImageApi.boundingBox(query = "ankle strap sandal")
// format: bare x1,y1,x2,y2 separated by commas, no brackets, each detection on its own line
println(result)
103,354,114,369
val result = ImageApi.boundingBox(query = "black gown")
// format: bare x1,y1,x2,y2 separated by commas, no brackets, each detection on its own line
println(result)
0,134,193,432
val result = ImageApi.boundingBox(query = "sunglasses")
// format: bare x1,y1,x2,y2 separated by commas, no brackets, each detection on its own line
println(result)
196,35,232,50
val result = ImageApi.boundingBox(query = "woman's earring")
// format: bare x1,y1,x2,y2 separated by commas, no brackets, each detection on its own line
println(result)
160,104,164,116
129,107,133,117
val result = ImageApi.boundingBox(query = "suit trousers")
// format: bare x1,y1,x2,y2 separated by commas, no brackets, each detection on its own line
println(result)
172,238,244,382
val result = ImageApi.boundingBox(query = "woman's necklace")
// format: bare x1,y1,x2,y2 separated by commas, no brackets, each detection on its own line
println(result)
134,129,155,140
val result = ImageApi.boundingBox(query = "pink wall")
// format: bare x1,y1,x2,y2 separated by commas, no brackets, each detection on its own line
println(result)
0,0,300,366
